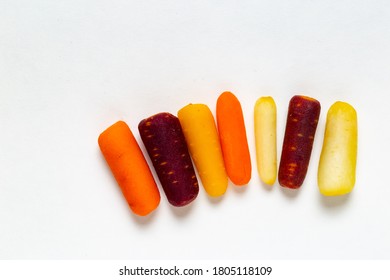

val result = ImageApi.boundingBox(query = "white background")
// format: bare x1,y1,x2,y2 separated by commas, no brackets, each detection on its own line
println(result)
1,0,390,259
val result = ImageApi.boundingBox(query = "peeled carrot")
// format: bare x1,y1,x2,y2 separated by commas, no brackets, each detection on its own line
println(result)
98,121,160,216
178,104,228,197
318,102,358,196
216,91,251,185
279,95,321,189
254,96,277,185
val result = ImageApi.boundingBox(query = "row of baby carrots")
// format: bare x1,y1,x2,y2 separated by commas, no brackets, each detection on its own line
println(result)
98,93,358,216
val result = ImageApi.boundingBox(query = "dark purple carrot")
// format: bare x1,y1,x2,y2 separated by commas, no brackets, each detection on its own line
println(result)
138,112,199,207
278,95,321,189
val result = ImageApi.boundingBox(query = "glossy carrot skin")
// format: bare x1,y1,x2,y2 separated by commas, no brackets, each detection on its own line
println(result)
318,102,357,196
98,121,160,216
278,96,321,189
178,104,228,197
138,113,199,207
254,96,277,186
216,92,251,185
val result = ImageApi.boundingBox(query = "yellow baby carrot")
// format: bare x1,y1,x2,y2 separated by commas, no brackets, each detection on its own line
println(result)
318,101,358,196
98,121,160,216
178,104,228,197
254,97,277,185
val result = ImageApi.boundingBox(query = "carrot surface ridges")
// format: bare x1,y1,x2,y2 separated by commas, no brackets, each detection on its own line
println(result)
278,95,321,189
216,92,251,185
318,101,358,196
178,104,228,197
138,112,199,206
254,96,277,186
98,121,160,216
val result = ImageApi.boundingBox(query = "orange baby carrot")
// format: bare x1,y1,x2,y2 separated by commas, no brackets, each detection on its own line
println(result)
98,121,160,216
216,91,251,185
